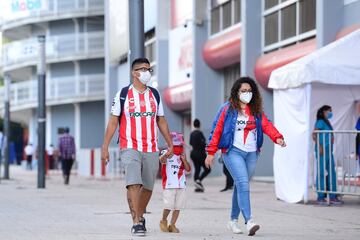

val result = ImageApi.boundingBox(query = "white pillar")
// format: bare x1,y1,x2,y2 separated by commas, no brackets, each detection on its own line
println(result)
74,103,81,149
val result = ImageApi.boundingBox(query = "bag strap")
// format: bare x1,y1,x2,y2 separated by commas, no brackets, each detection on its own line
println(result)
148,86,160,106
117,85,130,144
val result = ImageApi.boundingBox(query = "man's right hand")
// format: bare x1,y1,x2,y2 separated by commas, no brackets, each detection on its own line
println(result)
101,146,109,165
205,154,214,169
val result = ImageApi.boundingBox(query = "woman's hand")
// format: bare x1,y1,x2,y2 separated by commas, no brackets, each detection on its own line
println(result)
205,155,215,169
276,138,286,147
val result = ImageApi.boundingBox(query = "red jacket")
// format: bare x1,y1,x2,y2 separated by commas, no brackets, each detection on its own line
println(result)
207,104,283,155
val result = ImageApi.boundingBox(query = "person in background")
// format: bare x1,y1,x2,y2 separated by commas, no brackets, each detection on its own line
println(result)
355,106,360,176
159,132,191,233
58,127,76,185
24,143,34,170
189,119,210,192
0,127,3,164
313,105,342,205
205,77,286,236
219,155,234,192
47,144,55,170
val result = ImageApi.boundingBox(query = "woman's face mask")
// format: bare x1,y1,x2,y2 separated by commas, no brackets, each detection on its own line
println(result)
327,112,333,119
239,92,253,104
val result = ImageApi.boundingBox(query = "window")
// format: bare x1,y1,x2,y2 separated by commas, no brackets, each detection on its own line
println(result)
281,3,296,40
299,0,316,33
222,1,232,29
145,28,156,69
211,7,220,34
265,0,278,10
210,0,241,35
223,64,240,101
263,0,316,52
265,12,278,46
234,0,241,23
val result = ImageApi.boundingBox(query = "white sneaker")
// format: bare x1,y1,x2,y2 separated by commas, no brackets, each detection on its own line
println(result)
246,219,260,236
227,220,243,234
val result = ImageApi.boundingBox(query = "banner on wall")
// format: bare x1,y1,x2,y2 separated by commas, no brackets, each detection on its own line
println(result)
2,0,48,21
168,23,193,87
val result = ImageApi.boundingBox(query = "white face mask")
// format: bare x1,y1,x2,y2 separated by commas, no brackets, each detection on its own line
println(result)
138,71,151,85
239,92,253,104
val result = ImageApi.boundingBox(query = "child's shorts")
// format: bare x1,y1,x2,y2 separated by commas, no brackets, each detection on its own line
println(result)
163,188,186,210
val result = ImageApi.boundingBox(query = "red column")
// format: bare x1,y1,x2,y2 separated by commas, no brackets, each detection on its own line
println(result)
101,154,106,178
90,149,95,177
45,152,49,176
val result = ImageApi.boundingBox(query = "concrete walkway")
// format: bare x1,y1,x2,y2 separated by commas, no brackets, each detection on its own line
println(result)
0,166,359,240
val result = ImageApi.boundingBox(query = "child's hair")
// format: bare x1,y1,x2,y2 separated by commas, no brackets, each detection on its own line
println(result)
170,132,184,146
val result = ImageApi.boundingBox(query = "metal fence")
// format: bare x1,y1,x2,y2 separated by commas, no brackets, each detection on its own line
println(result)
313,130,360,203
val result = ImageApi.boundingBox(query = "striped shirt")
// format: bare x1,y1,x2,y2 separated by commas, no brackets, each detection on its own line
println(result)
111,85,164,152
161,151,186,189
58,134,76,159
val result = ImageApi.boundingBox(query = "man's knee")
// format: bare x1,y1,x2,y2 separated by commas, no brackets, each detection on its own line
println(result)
127,184,142,191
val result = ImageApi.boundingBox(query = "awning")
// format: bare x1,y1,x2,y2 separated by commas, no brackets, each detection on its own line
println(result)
254,39,316,89
202,25,241,70
162,81,192,112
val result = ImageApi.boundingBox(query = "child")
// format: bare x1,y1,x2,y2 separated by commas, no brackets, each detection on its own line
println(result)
159,132,191,233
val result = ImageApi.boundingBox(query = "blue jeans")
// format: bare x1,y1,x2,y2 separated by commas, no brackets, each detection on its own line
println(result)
223,147,258,223
315,146,337,200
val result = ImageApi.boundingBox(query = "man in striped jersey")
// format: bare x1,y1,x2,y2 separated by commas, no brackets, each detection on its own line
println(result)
101,58,173,236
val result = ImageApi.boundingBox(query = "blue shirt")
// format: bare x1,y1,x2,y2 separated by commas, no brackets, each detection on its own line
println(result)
315,119,333,147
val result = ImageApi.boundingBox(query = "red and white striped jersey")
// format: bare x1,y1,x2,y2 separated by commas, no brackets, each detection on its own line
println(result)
111,85,164,152
161,152,186,189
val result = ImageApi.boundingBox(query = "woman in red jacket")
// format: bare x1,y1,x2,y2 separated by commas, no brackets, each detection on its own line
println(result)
205,77,286,236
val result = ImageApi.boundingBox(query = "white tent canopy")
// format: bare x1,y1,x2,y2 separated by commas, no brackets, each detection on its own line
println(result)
268,29,360,203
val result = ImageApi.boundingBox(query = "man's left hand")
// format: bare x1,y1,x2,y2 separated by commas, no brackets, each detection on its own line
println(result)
165,145,173,158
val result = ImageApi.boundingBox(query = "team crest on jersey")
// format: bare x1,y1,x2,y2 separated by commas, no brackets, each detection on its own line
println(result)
140,101,146,107
129,98,135,103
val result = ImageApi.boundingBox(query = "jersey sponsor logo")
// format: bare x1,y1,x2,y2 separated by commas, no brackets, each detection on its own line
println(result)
237,120,255,125
129,111,156,117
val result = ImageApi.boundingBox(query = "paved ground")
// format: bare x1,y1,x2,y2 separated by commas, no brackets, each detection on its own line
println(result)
0,166,359,240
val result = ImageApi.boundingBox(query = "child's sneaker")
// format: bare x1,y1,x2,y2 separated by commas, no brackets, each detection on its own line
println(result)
168,224,180,233
227,220,243,234
159,220,169,232
246,219,260,236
